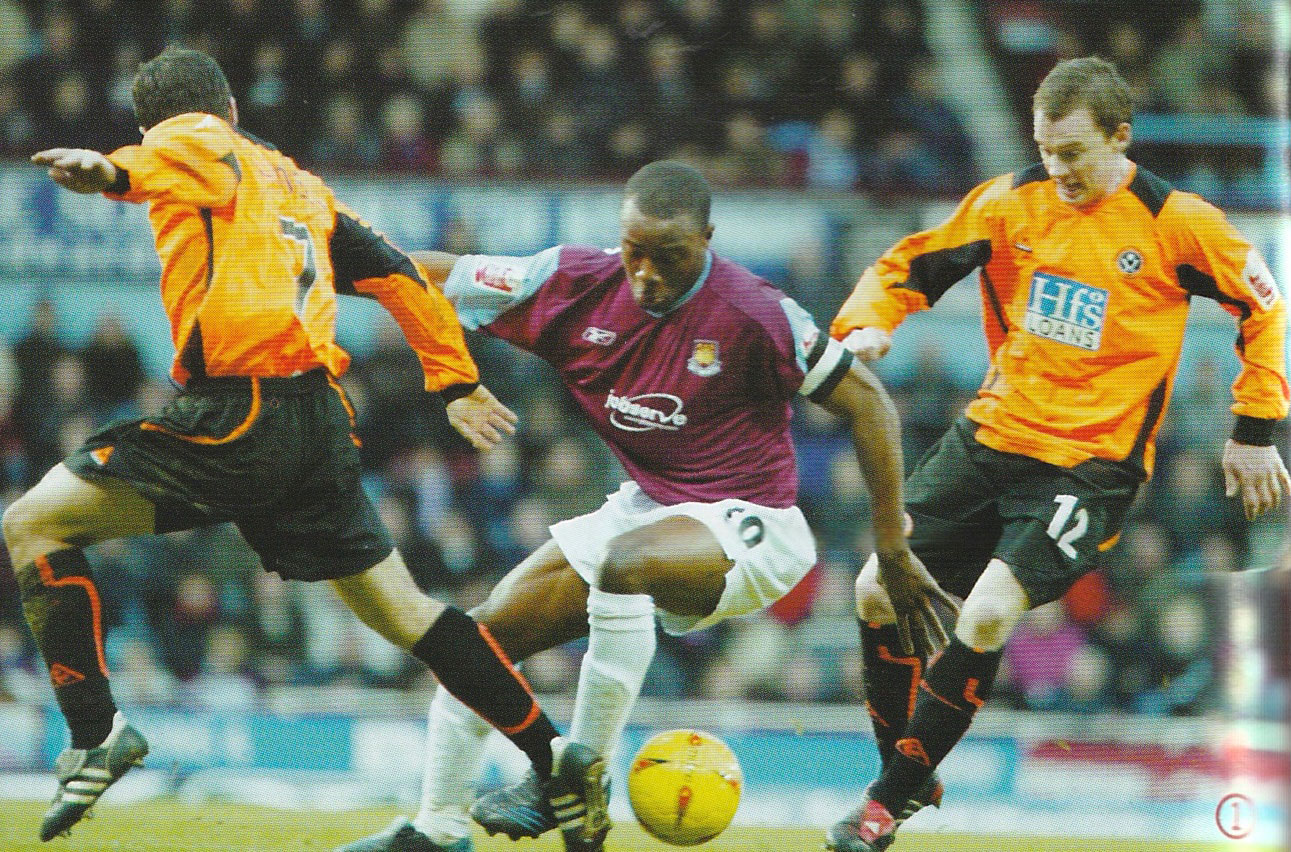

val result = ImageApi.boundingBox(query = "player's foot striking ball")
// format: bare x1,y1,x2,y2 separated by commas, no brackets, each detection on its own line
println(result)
472,738,609,852
470,769,557,839
40,712,148,841
332,817,473,852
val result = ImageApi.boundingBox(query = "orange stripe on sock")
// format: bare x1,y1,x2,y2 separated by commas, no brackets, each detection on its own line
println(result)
476,622,542,735
877,645,924,718
919,679,964,712
36,554,108,679
963,677,984,709
865,701,890,727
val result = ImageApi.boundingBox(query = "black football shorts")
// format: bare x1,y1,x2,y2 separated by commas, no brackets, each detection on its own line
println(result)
903,417,1141,606
65,368,393,581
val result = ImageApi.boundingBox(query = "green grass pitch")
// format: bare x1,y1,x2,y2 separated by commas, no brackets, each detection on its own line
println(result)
0,800,1276,852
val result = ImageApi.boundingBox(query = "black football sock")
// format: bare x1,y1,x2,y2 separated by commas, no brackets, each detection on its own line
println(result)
16,548,118,748
860,620,925,766
871,638,1001,816
411,606,559,777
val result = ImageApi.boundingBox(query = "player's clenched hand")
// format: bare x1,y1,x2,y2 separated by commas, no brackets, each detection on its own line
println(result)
31,148,118,194
840,328,892,361
1223,439,1291,520
875,547,960,657
446,384,518,451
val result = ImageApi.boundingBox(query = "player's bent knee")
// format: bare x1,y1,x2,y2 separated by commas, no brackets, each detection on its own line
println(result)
854,554,897,624
598,538,652,596
1,500,24,549
955,559,1028,650
1,492,45,556
855,581,897,624
956,596,1024,651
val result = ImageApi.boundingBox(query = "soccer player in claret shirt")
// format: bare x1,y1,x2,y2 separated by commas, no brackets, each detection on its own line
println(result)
334,160,958,852
10,47,607,848
825,56,1290,851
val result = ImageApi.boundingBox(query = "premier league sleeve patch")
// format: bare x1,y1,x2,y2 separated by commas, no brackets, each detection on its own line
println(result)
1243,248,1280,311
1024,271,1109,351
443,246,561,329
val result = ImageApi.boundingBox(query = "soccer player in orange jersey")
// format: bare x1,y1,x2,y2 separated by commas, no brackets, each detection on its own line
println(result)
826,57,1290,851
9,47,607,849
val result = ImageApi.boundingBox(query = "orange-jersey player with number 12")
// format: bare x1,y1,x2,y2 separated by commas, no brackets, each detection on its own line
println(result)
825,56,1289,852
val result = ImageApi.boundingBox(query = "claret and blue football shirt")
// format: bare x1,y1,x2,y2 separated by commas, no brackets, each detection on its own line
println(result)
444,245,853,507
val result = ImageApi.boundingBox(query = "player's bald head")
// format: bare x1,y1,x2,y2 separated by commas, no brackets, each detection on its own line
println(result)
132,46,233,131
623,160,712,232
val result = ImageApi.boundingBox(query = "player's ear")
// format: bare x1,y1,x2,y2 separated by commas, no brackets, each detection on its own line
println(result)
1112,121,1131,152
704,223,714,242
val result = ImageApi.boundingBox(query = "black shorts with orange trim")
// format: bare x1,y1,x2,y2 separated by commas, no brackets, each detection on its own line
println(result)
65,368,393,582
903,417,1141,606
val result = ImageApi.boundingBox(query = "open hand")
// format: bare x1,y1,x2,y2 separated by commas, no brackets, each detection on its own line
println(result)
446,384,518,451
1223,439,1291,520
31,148,118,194
875,547,960,657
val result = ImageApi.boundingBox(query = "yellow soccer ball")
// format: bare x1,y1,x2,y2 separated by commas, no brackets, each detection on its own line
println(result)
627,729,742,846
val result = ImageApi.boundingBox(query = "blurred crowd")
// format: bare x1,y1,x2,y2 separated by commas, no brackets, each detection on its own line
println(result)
986,0,1286,205
0,293,1286,723
0,0,983,194
2,2,1282,203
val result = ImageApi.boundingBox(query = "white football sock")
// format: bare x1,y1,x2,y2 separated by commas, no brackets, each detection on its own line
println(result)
413,686,492,844
569,587,656,759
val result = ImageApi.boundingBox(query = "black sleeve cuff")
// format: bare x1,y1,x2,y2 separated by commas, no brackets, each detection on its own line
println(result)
1232,415,1280,446
807,348,854,403
439,382,479,404
106,167,130,195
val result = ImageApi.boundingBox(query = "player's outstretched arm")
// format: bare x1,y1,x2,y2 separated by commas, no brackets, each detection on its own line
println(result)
409,250,463,292
818,359,959,655
446,384,518,452
1223,439,1291,520
31,148,118,194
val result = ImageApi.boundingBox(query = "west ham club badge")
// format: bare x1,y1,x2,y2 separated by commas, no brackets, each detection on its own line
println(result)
687,340,721,376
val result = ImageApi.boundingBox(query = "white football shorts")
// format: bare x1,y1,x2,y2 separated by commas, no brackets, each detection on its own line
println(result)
549,481,818,635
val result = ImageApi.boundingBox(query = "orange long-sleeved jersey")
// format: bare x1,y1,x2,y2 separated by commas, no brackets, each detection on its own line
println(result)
832,163,1288,477
105,112,477,391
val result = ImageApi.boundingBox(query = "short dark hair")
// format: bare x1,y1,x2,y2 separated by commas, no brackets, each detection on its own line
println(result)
1033,56,1132,137
132,47,232,131
624,160,711,229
